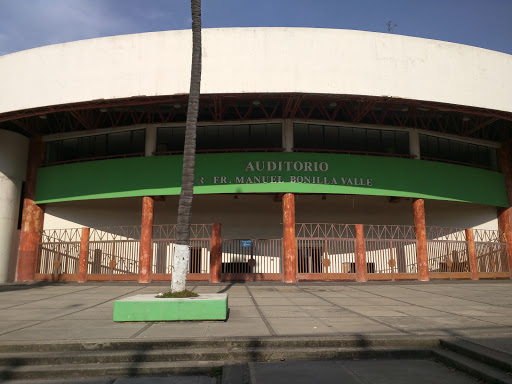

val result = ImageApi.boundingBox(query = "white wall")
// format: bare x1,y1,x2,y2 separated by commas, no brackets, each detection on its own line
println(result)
44,197,142,230
0,131,28,282
43,194,498,238
1,28,511,115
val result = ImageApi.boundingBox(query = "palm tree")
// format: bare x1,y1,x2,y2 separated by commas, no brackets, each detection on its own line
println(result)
171,0,202,292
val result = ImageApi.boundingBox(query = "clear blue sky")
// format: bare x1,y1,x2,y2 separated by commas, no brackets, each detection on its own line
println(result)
0,0,511,56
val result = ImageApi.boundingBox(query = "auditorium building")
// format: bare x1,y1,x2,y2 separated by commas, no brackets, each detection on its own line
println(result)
1,28,511,284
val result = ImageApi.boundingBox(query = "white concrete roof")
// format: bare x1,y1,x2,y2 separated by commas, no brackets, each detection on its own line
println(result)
1,27,511,115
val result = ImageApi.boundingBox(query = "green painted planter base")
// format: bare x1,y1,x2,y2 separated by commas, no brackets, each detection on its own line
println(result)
113,293,228,322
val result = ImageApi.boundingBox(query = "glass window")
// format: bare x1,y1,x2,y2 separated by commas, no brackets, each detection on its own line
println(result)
233,125,250,148
45,141,60,163
61,138,78,161
293,123,410,156
132,130,145,153
395,132,409,154
77,137,91,158
419,133,496,169
266,123,282,148
92,135,107,157
108,131,131,155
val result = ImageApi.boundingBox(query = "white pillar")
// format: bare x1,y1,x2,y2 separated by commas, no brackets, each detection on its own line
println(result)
283,119,293,152
0,131,29,282
145,126,157,156
409,130,420,159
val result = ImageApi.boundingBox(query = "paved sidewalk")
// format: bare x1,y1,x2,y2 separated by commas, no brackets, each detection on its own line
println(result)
2,281,512,383
1,281,512,343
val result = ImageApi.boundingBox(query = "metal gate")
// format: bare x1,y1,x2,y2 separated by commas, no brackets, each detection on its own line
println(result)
221,238,282,281
296,223,356,281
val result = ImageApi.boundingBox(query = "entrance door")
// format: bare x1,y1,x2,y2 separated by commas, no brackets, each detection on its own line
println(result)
298,245,323,273
221,238,283,281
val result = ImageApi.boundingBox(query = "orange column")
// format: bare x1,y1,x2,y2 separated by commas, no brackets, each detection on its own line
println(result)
209,223,222,283
497,146,512,277
138,196,154,283
498,146,512,207
17,138,45,282
283,193,297,283
506,232,512,279
413,198,430,281
465,228,479,280
498,208,510,242
355,224,367,282
77,227,90,283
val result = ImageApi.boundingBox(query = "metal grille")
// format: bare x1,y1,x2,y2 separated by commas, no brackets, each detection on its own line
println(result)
297,238,355,274
152,224,212,240
37,228,82,275
296,223,355,238
474,229,504,243
475,242,509,273
365,239,418,273
152,239,211,274
221,239,282,274
89,226,141,242
427,240,470,272
365,225,416,240
41,228,82,243
87,240,139,274
37,242,80,274
427,227,466,241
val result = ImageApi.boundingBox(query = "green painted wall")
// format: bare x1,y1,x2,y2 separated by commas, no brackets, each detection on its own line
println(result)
35,153,508,207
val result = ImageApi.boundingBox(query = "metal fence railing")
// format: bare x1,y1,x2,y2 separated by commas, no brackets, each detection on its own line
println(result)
427,240,470,273
87,240,140,275
152,239,211,274
221,239,282,274
34,224,510,281
37,242,81,275
297,238,355,274
365,239,418,274
475,242,509,273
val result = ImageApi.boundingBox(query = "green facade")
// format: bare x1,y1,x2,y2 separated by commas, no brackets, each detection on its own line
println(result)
35,153,508,207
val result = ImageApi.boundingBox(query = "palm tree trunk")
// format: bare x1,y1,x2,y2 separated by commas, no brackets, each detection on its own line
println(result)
171,0,202,292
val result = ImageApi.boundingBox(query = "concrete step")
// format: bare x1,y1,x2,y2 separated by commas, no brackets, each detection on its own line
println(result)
0,337,441,381
432,348,512,384
0,360,221,381
0,343,436,381
0,346,433,366
440,338,512,373
0,335,439,353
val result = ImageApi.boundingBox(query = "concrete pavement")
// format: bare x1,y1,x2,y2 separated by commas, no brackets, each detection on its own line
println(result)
2,281,512,342
2,280,512,383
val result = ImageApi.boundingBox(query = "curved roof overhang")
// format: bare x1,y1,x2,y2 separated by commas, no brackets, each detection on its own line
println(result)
1,93,511,142
1,28,511,140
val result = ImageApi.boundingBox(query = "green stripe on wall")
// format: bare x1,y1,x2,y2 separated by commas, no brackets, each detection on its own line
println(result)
35,153,508,207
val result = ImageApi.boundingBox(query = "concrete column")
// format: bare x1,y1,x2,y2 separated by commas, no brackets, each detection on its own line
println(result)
138,196,154,283
209,223,222,283
78,227,90,283
506,232,512,279
465,228,479,280
282,119,293,152
355,224,367,282
145,126,157,156
497,145,512,276
409,130,420,159
413,198,430,281
498,207,511,233
498,146,512,207
283,193,297,282
498,208,510,242
17,137,44,282
0,131,28,283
